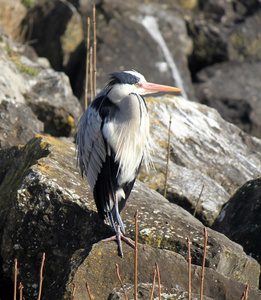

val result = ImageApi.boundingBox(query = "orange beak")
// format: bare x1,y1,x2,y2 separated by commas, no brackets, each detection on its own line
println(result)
140,82,182,93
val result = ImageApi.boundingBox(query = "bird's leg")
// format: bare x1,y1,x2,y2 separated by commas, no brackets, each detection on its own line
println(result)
101,192,134,257
101,225,135,257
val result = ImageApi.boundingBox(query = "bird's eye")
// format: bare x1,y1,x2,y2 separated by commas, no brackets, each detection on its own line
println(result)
135,83,140,87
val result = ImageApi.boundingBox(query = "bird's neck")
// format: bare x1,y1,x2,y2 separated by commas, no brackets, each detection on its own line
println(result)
107,84,135,103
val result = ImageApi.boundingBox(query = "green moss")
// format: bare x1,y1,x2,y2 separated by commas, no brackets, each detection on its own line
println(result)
22,0,35,8
5,46,39,76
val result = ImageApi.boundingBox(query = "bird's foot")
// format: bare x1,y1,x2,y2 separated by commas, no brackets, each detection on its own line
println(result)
101,226,134,257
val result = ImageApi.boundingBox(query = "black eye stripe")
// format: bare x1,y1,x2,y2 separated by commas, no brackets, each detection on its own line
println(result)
109,72,139,85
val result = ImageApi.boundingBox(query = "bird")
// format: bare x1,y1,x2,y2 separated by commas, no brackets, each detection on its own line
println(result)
76,70,181,256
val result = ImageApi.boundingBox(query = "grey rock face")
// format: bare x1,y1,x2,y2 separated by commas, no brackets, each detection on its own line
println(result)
213,177,261,276
195,61,261,139
141,96,261,225
0,135,259,299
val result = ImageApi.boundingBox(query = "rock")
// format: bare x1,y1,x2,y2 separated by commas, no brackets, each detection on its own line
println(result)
0,98,44,148
0,135,259,299
228,10,261,62
140,95,261,225
213,177,261,282
0,36,83,146
0,136,108,299
0,0,27,39
21,0,83,71
196,0,248,25
0,44,29,104
194,61,261,139
187,1,261,76
187,18,229,77
25,70,83,137
35,0,196,103
59,242,261,300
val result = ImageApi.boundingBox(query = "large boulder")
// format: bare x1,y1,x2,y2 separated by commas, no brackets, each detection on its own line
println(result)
22,0,196,103
141,95,261,226
0,0,27,39
62,242,261,300
0,98,44,148
195,61,261,139
21,0,83,71
213,177,261,281
25,70,83,137
0,35,83,148
0,134,259,299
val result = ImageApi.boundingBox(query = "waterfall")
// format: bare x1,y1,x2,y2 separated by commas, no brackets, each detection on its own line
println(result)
142,15,187,99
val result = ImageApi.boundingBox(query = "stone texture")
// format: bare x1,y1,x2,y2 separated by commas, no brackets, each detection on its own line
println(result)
213,177,261,276
0,98,44,148
140,95,261,225
0,35,83,147
0,0,27,39
21,0,83,70
25,70,83,137
0,135,259,299
195,61,261,139
60,242,261,300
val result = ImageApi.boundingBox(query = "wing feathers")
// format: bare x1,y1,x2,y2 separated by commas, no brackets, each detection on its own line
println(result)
76,99,106,192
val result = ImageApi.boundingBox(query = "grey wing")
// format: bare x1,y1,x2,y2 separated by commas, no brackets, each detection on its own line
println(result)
76,105,106,191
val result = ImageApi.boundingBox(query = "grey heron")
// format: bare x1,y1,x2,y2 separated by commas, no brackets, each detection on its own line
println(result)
76,70,181,256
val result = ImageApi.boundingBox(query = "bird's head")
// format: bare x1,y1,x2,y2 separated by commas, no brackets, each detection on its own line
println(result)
107,70,181,102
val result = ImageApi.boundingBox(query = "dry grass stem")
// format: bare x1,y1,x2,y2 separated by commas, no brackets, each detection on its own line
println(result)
37,252,45,300
14,258,18,300
187,237,191,300
164,116,172,198
72,283,76,300
85,281,93,300
241,291,245,300
116,264,128,300
193,184,205,217
245,284,249,300
155,262,161,300
85,17,91,109
93,4,97,97
134,210,139,300
90,46,93,102
149,269,157,300
200,228,208,300
18,282,24,300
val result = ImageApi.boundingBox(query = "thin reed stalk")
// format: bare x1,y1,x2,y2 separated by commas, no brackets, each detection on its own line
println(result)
193,184,205,217
164,116,172,198
72,283,76,300
37,252,45,300
116,264,128,300
85,17,91,109
93,4,97,97
18,282,24,300
200,228,208,300
187,237,191,300
14,259,17,300
149,269,157,300
155,262,161,300
245,284,249,300
134,210,139,300
86,281,93,300
90,46,93,102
